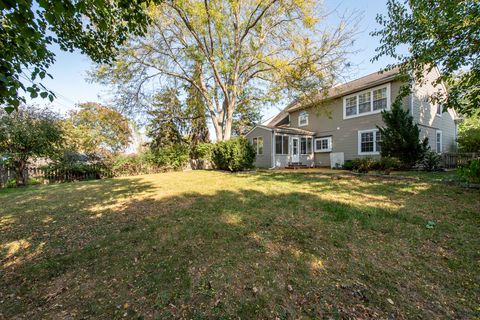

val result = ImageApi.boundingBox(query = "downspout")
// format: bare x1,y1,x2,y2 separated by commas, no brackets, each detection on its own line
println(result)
269,130,276,169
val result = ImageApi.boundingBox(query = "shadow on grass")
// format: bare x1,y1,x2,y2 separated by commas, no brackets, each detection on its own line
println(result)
0,173,478,319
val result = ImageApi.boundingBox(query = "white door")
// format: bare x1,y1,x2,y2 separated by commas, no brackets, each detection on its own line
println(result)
291,137,300,163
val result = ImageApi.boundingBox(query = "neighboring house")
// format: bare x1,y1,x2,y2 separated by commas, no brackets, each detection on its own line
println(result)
246,67,460,168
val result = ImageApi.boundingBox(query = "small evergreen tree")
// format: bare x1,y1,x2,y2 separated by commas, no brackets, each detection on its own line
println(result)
186,63,210,158
377,103,429,168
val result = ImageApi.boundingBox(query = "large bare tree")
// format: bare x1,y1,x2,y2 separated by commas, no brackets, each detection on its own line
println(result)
94,0,359,140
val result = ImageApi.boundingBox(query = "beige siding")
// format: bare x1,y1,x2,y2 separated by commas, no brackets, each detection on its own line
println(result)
412,68,457,152
288,80,409,166
246,127,273,168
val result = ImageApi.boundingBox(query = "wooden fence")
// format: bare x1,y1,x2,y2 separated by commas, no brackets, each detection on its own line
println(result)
442,152,479,169
0,164,109,188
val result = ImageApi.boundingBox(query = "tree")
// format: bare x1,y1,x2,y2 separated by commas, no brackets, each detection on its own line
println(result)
0,106,63,186
377,103,429,167
371,0,480,115
147,88,187,152
457,114,480,153
232,102,262,136
0,0,151,112
185,63,210,157
93,0,359,141
63,102,131,155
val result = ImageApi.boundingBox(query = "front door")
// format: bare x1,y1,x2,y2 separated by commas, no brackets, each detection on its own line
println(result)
291,137,300,163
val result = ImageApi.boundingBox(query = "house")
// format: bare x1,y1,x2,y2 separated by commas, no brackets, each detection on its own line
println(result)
246,67,459,168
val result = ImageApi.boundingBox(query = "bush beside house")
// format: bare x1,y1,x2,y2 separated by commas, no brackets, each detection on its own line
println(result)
211,137,256,172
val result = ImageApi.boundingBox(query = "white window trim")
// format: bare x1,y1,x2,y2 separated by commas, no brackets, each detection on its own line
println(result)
436,103,443,117
343,83,391,120
300,137,313,155
274,134,289,155
436,130,443,153
253,136,264,155
298,111,309,127
358,129,381,155
314,137,332,153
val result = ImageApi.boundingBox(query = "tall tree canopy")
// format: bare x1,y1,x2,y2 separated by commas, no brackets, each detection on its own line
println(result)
94,0,358,140
372,0,480,115
62,102,131,155
0,0,151,112
0,106,63,186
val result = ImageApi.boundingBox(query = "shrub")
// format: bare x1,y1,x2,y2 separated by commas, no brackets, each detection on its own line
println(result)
421,151,443,172
342,160,354,171
458,159,480,184
211,137,255,171
457,114,480,152
152,144,189,169
192,143,214,161
109,151,160,176
349,157,376,173
373,157,402,174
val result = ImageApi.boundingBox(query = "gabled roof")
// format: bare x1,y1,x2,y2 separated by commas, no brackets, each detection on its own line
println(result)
267,68,401,127
286,67,401,113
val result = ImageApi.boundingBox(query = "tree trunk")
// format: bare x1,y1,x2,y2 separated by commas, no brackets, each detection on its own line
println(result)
222,100,235,141
14,158,27,187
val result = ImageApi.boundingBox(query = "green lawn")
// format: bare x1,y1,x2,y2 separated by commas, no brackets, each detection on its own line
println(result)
0,170,479,319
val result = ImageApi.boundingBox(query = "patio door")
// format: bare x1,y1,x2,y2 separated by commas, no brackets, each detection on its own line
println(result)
291,137,300,163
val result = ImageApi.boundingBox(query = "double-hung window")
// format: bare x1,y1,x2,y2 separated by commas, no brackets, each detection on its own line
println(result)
252,137,263,155
298,111,309,126
436,103,443,116
300,137,313,154
343,84,390,119
358,129,381,155
436,130,443,153
275,135,289,155
314,137,332,152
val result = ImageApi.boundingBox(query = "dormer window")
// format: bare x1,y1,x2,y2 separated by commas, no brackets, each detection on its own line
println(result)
298,111,308,126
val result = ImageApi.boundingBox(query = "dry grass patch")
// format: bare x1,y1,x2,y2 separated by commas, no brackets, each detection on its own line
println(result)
0,170,479,319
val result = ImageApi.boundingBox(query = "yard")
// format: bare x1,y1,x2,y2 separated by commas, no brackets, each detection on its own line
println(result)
0,169,479,319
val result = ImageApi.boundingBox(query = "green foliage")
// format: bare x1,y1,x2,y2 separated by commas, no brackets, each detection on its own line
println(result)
147,88,187,152
62,102,131,155
374,157,402,174
211,137,256,172
349,158,376,173
152,144,190,169
458,159,480,184
44,152,109,181
109,151,161,177
186,62,210,154
372,0,480,115
5,177,42,188
421,151,442,172
1,0,150,111
378,103,429,168
0,106,63,186
191,143,214,161
344,157,401,174
457,114,480,153
92,1,359,140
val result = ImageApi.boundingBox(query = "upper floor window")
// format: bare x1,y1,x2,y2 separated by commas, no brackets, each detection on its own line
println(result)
436,103,443,116
314,137,332,152
252,137,263,155
358,129,381,155
343,83,391,119
298,111,308,126
300,137,313,154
